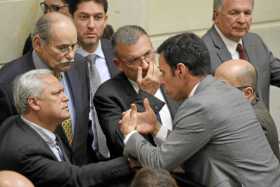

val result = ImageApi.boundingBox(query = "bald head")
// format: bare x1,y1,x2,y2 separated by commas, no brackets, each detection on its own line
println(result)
33,12,76,42
215,59,257,90
0,171,34,187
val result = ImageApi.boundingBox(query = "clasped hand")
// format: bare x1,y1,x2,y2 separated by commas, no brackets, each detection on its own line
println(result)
119,98,158,136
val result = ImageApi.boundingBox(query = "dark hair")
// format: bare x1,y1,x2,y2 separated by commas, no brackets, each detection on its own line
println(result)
69,0,108,15
157,32,211,76
131,168,178,187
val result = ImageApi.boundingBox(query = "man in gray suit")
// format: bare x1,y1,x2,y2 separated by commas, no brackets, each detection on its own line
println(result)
119,32,280,187
215,59,280,160
202,0,280,109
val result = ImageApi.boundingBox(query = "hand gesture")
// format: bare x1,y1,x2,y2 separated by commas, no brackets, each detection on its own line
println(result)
137,60,161,95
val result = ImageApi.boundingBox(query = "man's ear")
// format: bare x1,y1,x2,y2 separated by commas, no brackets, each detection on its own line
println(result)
32,35,43,51
242,86,254,100
113,58,123,72
175,63,188,79
27,97,41,111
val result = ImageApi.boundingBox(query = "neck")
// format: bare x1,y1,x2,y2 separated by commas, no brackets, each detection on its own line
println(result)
80,41,99,54
23,113,58,132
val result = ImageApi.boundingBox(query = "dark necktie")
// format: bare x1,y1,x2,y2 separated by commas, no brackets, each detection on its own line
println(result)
55,138,65,161
54,73,73,145
85,54,110,158
236,43,247,60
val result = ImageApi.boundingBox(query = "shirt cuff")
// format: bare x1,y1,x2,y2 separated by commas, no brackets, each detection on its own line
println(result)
154,126,168,145
124,130,138,144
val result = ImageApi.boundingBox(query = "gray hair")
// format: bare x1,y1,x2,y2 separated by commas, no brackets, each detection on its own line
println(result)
13,69,53,114
112,25,148,56
213,0,254,11
32,12,74,42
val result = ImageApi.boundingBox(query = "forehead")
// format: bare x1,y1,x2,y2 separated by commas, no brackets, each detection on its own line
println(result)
41,75,62,90
116,35,153,58
222,0,253,10
49,22,77,44
76,1,105,14
44,0,65,5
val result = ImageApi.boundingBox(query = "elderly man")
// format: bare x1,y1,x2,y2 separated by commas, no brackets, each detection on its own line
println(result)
94,25,177,158
23,0,72,55
0,171,34,187
0,69,130,187
202,0,280,109
119,32,280,187
215,59,280,159
0,12,90,165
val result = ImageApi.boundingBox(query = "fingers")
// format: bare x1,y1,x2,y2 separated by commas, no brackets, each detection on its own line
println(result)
137,67,143,85
130,103,137,118
143,98,152,112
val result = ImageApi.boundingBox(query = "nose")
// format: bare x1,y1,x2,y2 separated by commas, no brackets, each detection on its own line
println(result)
237,13,246,23
140,59,149,69
87,16,96,29
62,92,69,102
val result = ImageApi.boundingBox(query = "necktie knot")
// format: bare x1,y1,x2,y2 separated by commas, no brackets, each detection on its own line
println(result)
86,54,97,64
236,43,247,60
54,73,63,80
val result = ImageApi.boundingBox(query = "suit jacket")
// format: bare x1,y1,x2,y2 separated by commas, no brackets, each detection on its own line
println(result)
101,38,119,77
0,51,90,165
94,73,178,158
0,115,130,187
202,26,280,108
124,75,280,187
253,98,280,160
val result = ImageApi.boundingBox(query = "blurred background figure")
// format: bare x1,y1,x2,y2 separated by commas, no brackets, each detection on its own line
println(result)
0,171,34,187
131,168,178,187
102,24,114,40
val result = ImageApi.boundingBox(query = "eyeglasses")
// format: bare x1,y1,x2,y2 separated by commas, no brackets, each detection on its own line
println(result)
40,2,68,14
121,50,156,65
54,43,78,54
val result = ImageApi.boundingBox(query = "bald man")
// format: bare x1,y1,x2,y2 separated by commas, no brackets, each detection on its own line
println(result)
0,171,34,187
215,59,280,159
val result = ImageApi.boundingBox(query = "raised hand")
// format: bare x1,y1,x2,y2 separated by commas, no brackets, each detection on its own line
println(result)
119,104,138,136
136,98,158,134
137,60,161,95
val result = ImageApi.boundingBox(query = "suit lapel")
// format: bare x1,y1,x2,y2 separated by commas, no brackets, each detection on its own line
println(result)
209,27,232,64
101,39,119,77
242,35,258,69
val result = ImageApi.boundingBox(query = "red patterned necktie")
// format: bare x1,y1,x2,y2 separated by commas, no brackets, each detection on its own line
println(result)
236,43,247,60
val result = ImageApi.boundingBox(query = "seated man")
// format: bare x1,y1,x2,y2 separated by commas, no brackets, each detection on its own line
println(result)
94,25,178,158
119,32,280,187
0,171,34,187
215,59,280,160
0,69,131,187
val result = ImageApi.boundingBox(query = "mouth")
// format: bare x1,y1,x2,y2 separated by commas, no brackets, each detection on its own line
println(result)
85,33,97,38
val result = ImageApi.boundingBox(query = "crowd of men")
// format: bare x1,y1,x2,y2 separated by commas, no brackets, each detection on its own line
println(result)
0,0,280,186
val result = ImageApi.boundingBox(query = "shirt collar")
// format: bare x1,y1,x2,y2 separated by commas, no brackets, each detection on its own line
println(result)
188,81,200,98
76,40,104,59
214,25,243,52
32,50,50,70
21,116,57,146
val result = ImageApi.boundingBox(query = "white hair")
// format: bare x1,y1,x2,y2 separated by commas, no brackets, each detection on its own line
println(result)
13,69,53,114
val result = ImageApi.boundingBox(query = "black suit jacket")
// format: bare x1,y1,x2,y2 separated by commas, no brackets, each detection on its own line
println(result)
0,116,130,187
94,73,178,158
101,39,119,77
0,51,90,165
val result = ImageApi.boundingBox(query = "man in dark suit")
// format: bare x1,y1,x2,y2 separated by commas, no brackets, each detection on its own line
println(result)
0,12,90,165
94,25,178,158
0,69,131,187
70,0,119,160
215,59,280,160
202,0,280,109
119,33,280,187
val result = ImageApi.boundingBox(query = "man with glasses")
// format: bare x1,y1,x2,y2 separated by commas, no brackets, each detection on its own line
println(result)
23,0,72,55
215,59,280,160
94,25,178,159
0,12,91,166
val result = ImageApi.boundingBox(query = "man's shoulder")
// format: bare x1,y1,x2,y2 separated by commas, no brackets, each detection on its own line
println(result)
97,73,128,93
0,52,34,83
